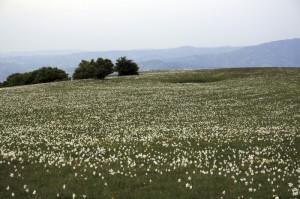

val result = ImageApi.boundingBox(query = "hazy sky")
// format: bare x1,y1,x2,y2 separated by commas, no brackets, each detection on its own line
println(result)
0,0,299,52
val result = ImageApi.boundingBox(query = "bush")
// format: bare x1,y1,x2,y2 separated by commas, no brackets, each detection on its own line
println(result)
32,67,69,84
2,73,25,87
95,58,114,78
73,58,114,80
115,57,139,76
1,67,69,87
73,60,95,79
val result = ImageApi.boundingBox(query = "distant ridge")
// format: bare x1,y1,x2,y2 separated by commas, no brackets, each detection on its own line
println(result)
0,38,299,81
139,38,300,70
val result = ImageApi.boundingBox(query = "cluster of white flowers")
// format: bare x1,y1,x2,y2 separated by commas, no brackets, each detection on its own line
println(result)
0,70,299,198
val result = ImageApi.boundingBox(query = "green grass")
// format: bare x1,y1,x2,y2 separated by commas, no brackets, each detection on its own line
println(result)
0,67,300,198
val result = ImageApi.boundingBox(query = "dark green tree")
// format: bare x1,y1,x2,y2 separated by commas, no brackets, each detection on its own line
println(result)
3,73,25,87
94,58,114,79
23,72,36,85
2,67,68,87
73,58,114,80
115,57,139,76
32,67,69,84
73,60,95,79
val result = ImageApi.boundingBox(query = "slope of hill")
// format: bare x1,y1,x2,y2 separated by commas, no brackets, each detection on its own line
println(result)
1,68,300,198
0,38,299,81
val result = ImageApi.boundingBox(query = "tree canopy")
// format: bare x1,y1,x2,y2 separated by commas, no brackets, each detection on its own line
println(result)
115,57,139,76
73,58,114,80
1,67,69,87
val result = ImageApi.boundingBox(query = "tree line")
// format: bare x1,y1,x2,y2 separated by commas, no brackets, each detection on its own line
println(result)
0,57,139,88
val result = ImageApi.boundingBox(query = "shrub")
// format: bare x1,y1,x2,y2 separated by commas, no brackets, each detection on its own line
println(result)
32,67,69,84
1,67,68,87
2,73,26,87
73,58,114,80
73,60,95,79
115,57,139,76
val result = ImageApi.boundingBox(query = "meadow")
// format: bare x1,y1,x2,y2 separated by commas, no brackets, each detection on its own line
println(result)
0,67,299,199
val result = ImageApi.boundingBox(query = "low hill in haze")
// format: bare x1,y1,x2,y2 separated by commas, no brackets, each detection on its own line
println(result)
139,38,300,70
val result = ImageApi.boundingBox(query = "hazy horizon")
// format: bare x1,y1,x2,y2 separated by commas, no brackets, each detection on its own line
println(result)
1,0,300,53
1,38,300,54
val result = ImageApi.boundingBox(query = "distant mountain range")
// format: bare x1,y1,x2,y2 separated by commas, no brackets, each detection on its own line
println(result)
0,38,299,81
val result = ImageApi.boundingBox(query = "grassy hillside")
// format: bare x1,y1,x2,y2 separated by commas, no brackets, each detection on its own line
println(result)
0,67,300,198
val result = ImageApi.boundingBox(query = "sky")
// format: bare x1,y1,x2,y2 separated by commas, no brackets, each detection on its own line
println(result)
0,0,300,52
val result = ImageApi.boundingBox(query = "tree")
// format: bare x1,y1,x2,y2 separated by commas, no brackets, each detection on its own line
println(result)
2,67,69,87
94,58,114,79
32,67,69,84
3,73,25,87
73,58,114,80
115,57,139,76
73,60,95,79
